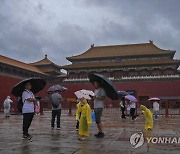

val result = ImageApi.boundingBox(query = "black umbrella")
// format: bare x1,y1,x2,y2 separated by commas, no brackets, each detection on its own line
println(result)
118,91,129,98
88,73,118,100
47,85,68,94
11,78,46,97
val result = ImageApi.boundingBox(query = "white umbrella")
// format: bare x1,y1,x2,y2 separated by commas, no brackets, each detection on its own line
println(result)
80,89,95,96
148,97,160,101
74,91,92,100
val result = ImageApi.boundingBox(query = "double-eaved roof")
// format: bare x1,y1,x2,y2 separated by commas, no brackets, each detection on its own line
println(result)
67,42,175,61
30,54,61,68
64,42,179,70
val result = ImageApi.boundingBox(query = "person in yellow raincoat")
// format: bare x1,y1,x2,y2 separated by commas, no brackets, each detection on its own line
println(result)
76,101,82,130
76,98,92,140
140,105,154,130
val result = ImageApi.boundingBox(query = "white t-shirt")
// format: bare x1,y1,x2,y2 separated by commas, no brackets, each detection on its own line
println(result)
130,101,136,109
94,88,106,109
22,89,35,113
153,102,159,111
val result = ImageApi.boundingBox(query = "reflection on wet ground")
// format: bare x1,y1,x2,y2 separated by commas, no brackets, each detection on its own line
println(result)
0,112,180,154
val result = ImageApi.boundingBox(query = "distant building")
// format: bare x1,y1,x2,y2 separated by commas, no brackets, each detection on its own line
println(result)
0,54,65,83
0,54,65,109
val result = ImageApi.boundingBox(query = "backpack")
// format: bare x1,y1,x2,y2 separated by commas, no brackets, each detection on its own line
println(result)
17,97,23,113
51,95,60,108
52,100,60,108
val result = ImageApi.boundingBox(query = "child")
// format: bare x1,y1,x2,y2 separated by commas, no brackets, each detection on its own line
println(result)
76,98,92,140
140,105,154,131
76,101,82,130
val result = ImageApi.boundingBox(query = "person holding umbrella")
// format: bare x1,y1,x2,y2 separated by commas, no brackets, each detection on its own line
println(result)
125,95,137,121
47,85,67,130
88,73,118,138
50,90,63,130
119,97,126,119
74,90,94,131
76,98,92,140
22,82,37,140
118,91,129,119
11,78,46,140
149,98,160,120
92,80,106,138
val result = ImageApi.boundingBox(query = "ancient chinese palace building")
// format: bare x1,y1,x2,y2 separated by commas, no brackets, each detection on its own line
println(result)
63,41,180,81
0,41,180,111
62,41,180,103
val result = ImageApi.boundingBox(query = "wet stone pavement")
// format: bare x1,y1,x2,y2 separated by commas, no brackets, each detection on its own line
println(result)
0,111,180,154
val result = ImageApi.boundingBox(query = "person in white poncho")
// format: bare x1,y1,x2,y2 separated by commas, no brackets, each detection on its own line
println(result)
3,96,13,117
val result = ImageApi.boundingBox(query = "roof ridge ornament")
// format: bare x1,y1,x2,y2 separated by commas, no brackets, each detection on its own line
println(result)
91,44,94,48
149,40,153,44
45,54,47,59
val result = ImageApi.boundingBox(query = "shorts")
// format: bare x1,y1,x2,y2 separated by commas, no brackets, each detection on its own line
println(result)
94,108,103,124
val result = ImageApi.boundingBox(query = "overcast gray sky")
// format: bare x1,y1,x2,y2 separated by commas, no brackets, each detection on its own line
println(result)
0,0,180,65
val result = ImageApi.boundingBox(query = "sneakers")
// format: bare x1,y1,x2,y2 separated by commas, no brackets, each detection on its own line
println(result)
22,135,28,139
51,127,61,130
78,137,87,141
94,132,100,137
22,134,32,140
95,132,105,138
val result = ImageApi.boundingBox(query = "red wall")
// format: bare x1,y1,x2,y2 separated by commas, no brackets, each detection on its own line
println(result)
62,80,180,98
1,74,180,110
0,75,51,111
